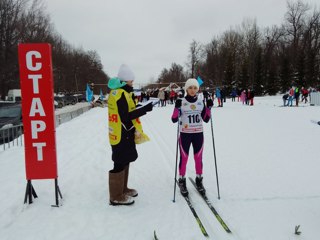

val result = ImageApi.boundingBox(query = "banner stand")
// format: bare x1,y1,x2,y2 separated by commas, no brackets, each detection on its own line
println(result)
24,180,38,204
23,179,63,206
51,178,63,207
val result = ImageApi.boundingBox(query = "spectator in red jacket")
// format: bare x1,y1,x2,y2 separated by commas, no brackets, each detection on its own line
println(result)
169,90,176,104
287,87,294,107
247,89,255,106
301,87,309,103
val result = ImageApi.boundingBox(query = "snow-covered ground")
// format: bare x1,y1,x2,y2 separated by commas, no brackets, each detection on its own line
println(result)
0,96,319,240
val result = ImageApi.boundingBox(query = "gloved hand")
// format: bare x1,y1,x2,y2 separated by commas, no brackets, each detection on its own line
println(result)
206,99,213,108
143,102,153,112
175,99,182,108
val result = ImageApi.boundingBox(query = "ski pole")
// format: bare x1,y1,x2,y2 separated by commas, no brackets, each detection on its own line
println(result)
173,115,180,203
210,109,221,199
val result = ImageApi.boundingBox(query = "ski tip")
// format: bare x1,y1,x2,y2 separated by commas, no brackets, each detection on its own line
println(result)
295,225,301,235
311,120,320,125
154,230,159,240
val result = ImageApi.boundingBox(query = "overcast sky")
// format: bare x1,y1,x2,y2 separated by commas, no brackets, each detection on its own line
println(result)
45,0,319,87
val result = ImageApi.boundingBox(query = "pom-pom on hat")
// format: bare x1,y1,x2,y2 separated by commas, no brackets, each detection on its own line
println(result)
117,64,135,81
184,78,199,90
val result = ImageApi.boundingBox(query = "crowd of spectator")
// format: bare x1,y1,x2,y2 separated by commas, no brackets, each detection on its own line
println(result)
282,86,318,107
134,86,256,108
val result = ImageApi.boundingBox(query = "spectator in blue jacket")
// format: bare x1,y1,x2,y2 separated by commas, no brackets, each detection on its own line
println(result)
215,87,222,107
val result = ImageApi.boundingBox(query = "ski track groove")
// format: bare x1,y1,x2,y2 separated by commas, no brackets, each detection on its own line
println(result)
143,114,177,173
144,113,220,239
144,112,244,240
152,109,247,240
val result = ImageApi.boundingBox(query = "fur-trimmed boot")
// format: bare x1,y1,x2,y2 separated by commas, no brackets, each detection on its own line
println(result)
109,170,134,206
123,165,138,197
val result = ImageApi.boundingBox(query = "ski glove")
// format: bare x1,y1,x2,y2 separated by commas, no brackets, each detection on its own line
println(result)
206,99,213,108
175,99,182,108
143,102,153,112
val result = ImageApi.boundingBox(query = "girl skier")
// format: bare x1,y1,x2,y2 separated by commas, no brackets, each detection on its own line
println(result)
171,78,213,197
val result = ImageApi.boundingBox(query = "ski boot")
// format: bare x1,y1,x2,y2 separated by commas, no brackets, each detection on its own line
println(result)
195,176,206,196
178,177,189,197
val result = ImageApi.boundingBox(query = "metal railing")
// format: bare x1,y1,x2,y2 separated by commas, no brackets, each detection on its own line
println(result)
0,105,92,152
55,105,92,127
0,124,24,151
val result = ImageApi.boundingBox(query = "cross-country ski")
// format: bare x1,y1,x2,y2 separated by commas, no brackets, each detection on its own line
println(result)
189,177,232,233
176,180,209,237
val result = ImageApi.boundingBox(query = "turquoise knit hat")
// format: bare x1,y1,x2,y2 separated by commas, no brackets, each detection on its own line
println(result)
108,77,126,90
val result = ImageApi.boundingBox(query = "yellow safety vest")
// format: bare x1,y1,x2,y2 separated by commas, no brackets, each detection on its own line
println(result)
108,89,149,145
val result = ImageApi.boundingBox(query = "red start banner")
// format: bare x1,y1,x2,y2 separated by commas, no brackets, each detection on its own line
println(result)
18,43,58,180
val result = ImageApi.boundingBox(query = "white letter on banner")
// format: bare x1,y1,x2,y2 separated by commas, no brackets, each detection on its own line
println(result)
26,51,42,71
28,74,42,94
32,143,46,161
31,120,46,139
30,98,45,117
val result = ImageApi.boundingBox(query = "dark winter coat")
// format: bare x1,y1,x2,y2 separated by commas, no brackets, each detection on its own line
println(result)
220,89,225,98
294,88,300,98
248,90,255,99
283,94,289,100
111,85,148,165
203,90,209,99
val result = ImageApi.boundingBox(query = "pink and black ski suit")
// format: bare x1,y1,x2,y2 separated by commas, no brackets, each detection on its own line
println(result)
171,95,211,176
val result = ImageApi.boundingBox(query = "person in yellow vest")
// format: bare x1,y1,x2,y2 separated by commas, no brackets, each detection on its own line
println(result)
108,64,153,206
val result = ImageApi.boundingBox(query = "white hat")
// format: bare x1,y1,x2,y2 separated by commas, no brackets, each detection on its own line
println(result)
184,78,199,90
117,64,135,81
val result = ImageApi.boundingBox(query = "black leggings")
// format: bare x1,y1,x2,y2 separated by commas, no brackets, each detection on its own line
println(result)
110,162,129,173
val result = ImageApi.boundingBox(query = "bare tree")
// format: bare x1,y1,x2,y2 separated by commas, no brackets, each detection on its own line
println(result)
220,29,244,87
20,0,53,43
157,63,186,85
0,0,109,96
203,38,221,87
284,0,310,84
285,0,310,46
303,8,320,87
0,0,27,99
241,18,262,89
187,40,204,78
